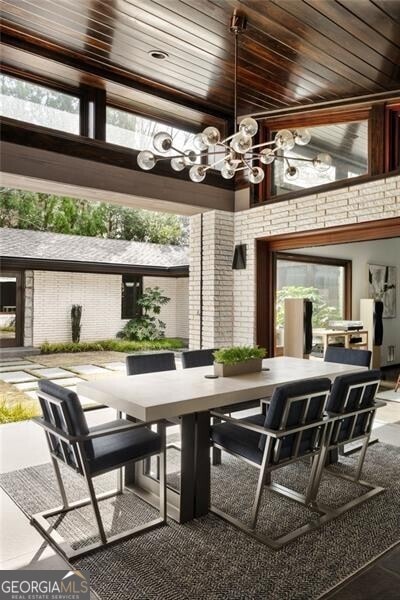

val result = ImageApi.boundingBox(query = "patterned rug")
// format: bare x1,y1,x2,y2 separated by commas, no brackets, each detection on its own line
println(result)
1,444,399,600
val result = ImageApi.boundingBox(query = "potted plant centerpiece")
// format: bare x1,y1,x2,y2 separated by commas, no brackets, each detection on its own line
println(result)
213,346,266,377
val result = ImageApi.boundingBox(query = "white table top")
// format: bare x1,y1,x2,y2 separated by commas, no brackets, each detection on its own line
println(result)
77,356,366,422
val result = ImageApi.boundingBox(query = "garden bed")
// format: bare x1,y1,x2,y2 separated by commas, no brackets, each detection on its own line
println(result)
40,338,186,354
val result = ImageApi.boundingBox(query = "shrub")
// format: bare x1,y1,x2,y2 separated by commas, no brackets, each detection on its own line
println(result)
118,286,170,341
213,346,266,365
40,338,185,354
0,400,39,424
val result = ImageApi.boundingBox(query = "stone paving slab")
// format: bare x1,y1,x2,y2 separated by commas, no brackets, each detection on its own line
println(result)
0,361,35,368
66,386,99,407
49,377,85,387
103,362,126,371
15,381,40,391
0,371,39,384
69,364,111,376
0,363,45,373
30,367,75,379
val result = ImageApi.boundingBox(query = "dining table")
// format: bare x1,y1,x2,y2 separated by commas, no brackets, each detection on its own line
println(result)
78,356,367,523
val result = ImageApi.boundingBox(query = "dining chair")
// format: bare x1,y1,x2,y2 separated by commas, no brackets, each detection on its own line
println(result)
126,351,179,467
126,351,176,375
181,348,223,465
324,345,372,459
310,369,385,514
32,380,166,559
210,377,332,548
324,346,371,367
181,348,217,369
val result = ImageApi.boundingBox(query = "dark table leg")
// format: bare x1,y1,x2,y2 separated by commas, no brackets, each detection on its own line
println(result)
194,411,211,518
179,413,196,522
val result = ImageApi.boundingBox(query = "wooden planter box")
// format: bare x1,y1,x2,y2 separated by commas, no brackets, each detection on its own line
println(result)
213,358,263,377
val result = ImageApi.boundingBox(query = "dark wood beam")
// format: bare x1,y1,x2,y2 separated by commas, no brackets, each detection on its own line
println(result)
0,120,234,215
0,118,232,191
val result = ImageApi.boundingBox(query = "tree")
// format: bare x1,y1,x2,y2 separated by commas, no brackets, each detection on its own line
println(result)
0,188,188,246
276,286,341,329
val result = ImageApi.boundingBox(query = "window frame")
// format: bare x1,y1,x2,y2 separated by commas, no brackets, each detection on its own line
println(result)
0,70,82,135
273,251,352,354
252,106,384,206
121,275,143,320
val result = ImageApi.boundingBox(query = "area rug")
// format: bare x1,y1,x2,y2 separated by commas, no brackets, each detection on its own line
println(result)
1,444,399,600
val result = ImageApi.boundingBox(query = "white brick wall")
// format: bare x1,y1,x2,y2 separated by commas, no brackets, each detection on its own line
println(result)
143,276,189,340
189,175,400,348
189,211,234,348
31,271,188,346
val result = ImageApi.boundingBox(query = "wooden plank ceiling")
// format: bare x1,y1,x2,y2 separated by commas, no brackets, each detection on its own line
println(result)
1,0,400,120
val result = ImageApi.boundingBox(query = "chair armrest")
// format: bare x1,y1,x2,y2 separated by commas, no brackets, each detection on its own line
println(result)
33,416,165,442
32,417,77,442
326,400,386,421
210,411,329,438
84,421,161,441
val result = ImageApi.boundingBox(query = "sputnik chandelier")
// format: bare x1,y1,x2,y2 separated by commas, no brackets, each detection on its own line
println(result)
137,12,332,185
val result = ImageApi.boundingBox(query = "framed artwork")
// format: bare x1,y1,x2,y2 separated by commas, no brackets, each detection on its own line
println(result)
368,264,397,318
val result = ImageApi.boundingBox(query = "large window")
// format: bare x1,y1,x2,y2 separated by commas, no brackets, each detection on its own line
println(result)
121,275,142,319
275,254,350,349
272,121,368,196
0,74,80,134
106,106,197,156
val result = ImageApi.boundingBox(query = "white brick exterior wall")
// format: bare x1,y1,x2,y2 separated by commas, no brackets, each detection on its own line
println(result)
189,211,234,348
143,276,188,339
31,271,188,346
189,175,400,348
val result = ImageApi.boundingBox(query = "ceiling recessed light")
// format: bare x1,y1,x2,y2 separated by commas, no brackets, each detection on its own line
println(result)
148,50,169,60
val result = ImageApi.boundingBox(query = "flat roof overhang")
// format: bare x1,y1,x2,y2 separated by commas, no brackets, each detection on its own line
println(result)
0,256,189,277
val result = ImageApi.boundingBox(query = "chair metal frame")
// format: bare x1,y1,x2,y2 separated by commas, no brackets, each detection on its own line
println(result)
309,379,385,509
32,390,167,559
210,389,331,549
210,381,386,549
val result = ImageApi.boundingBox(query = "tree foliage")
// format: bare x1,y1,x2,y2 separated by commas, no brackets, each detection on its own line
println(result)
0,188,188,245
276,286,341,329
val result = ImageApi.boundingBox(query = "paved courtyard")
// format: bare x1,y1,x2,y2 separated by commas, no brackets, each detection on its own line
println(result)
0,351,184,415
0,351,134,413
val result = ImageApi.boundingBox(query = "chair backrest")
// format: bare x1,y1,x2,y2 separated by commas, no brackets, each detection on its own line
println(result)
326,369,380,444
259,377,331,463
181,348,217,369
37,380,90,472
126,352,176,375
324,346,371,368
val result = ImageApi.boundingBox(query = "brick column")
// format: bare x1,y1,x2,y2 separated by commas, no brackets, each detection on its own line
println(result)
189,211,234,349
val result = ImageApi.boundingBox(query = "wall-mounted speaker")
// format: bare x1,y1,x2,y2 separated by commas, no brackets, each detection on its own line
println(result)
283,298,313,359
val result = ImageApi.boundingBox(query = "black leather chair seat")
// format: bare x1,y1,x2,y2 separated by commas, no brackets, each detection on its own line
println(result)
211,414,265,465
87,419,161,475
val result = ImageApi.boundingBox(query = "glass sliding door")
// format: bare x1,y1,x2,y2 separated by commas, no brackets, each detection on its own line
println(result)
275,254,350,354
